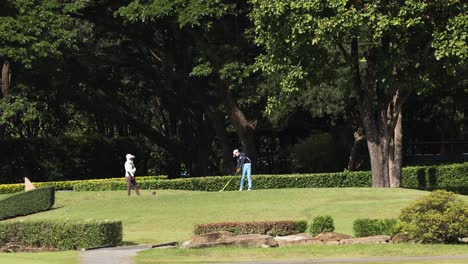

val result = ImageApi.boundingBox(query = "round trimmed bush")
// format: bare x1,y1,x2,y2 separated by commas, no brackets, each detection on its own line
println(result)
309,215,335,236
398,190,468,243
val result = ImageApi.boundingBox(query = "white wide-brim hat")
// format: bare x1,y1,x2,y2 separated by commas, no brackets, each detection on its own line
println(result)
126,154,135,159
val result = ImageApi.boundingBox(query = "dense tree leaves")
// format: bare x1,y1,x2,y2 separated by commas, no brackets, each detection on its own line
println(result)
0,0,466,180
251,0,467,186
0,0,77,67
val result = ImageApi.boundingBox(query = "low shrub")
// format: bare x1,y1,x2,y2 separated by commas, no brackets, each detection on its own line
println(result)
194,220,308,236
398,190,468,244
353,218,399,237
0,187,55,220
309,215,335,236
0,220,122,250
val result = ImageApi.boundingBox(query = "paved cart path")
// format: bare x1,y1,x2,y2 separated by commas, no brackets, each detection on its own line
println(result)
79,245,152,264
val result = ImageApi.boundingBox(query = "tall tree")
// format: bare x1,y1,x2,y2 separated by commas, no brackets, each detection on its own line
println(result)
0,0,76,97
252,0,467,187
117,0,261,164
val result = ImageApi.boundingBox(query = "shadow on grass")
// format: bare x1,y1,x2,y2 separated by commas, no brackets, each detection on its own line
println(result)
122,241,139,246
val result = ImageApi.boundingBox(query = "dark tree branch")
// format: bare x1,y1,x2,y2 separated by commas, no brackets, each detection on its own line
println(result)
94,88,182,153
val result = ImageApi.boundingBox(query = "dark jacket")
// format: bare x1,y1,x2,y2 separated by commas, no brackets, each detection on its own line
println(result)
236,152,251,169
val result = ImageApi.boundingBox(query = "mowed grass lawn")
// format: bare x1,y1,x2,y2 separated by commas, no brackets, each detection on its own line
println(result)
3,188,448,244
137,244,468,264
0,188,467,263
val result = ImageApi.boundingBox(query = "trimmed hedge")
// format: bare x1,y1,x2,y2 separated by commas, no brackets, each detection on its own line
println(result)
353,218,399,237
73,171,372,192
194,221,308,236
0,176,166,194
0,187,55,220
0,220,122,250
1,163,466,194
402,163,468,194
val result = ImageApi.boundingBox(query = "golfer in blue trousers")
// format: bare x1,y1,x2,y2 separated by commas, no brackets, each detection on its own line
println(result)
233,149,252,191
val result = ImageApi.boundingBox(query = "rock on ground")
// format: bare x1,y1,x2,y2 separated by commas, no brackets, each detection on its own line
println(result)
274,233,323,247
392,233,412,244
315,232,351,243
339,235,391,245
182,232,278,248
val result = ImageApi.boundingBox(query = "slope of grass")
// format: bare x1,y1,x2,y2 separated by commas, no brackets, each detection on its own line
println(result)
5,188,467,244
137,244,468,264
1,188,467,264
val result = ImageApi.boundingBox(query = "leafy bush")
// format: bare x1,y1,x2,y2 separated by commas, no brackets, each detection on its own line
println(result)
398,190,468,243
309,215,335,236
0,187,55,220
353,218,399,237
194,220,307,236
0,220,122,250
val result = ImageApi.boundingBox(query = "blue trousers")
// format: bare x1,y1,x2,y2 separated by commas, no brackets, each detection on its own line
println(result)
240,163,252,190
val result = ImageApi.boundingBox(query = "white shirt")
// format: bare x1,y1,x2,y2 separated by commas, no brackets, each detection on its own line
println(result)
125,160,136,177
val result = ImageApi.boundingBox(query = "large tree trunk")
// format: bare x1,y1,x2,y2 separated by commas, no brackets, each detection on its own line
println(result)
351,39,407,187
389,111,403,187
221,86,258,163
347,128,365,171
1,61,11,98
362,96,406,187
364,114,391,187
347,110,365,171
351,40,390,187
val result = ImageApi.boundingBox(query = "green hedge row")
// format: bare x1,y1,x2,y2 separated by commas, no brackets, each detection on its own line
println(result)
194,221,308,236
353,218,399,237
0,220,122,250
1,163,466,194
72,171,371,192
0,176,166,194
0,187,55,220
402,163,468,193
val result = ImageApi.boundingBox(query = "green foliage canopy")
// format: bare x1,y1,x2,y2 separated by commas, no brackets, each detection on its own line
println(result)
251,0,467,119
0,0,77,67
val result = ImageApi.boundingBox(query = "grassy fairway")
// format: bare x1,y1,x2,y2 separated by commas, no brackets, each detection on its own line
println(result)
137,244,468,263
1,188,467,263
5,188,467,244
0,251,77,264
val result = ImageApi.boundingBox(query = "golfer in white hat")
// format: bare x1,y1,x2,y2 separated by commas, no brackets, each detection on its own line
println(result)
125,154,140,196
